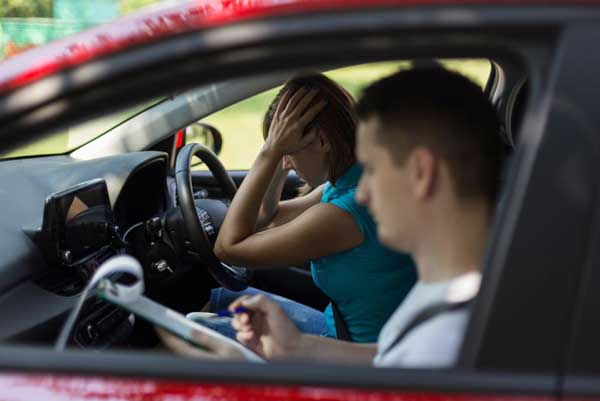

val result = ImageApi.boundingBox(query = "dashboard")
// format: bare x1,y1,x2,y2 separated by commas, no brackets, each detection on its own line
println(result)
0,151,175,347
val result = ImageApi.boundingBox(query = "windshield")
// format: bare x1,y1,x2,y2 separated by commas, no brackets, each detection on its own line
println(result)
0,99,164,159
0,1,172,159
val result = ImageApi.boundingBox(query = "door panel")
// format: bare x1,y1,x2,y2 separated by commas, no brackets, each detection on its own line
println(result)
0,371,557,401
0,345,559,401
541,26,600,401
460,25,600,373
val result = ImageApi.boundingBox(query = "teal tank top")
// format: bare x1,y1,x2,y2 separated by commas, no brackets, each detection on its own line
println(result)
310,164,417,343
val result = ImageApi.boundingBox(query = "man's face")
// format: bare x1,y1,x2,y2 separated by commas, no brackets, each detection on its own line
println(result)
355,116,414,252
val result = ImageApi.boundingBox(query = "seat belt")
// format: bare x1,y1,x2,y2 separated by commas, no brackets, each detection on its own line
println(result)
331,301,352,341
379,299,473,357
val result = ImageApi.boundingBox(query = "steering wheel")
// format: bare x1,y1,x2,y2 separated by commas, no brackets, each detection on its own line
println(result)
175,143,251,291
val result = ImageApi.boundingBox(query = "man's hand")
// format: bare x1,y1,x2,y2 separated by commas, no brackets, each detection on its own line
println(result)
156,327,245,360
230,294,301,360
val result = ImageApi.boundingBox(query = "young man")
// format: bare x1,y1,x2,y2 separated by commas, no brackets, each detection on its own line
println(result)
161,67,503,367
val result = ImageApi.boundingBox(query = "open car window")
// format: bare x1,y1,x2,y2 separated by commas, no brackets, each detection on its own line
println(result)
192,59,491,171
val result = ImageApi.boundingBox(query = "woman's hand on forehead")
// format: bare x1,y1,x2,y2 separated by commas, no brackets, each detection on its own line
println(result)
264,88,327,156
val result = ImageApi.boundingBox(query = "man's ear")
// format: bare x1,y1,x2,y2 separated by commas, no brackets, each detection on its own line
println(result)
408,147,436,199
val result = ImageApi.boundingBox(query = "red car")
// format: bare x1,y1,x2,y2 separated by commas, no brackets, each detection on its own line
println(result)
0,0,599,400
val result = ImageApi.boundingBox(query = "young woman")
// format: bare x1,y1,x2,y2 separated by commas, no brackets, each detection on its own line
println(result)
203,73,416,343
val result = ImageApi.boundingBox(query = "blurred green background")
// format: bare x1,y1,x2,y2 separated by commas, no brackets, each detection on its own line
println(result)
0,0,161,59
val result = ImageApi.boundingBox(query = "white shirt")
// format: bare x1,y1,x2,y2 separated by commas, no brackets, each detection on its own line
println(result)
373,271,481,368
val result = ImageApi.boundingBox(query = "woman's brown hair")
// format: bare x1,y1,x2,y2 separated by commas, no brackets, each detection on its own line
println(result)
263,73,358,184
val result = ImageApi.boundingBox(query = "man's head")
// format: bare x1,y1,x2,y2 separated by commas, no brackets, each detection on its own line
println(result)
355,68,502,251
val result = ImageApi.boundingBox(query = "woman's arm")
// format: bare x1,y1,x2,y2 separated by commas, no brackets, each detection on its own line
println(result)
215,147,290,265
255,160,290,230
215,191,363,268
264,185,324,229
256,164,324,231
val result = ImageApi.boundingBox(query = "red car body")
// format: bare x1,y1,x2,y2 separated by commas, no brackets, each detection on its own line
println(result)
0,373,556,401
1,0,598,92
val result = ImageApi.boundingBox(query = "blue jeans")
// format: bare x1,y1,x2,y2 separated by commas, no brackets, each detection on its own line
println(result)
190,287,329,340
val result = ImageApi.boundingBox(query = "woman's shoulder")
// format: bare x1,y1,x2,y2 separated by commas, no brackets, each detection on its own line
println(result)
322,185,360,212
320,186,378,239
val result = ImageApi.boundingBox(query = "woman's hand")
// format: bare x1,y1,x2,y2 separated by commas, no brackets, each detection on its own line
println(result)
230,294,302,360
264,88,327,157
156,327,245,360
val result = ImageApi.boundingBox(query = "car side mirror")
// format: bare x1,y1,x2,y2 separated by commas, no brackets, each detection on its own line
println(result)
184,122,223,166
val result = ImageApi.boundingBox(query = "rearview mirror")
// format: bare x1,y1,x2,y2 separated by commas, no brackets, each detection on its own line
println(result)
185,122,223,160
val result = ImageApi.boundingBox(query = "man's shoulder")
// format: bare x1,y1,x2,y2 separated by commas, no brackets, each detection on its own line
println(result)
406,308,470,341
375,307,470,368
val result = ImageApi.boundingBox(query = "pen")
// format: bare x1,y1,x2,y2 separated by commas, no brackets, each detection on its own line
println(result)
215,306,250,318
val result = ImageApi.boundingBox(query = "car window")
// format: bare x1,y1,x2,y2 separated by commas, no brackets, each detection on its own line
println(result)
194,59,491,171
0,99,164,160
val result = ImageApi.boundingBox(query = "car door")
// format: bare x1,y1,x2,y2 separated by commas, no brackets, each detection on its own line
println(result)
0,2,595,401
549,23,600,401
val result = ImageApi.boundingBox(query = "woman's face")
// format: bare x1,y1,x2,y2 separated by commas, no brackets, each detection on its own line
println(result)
283,136,330,187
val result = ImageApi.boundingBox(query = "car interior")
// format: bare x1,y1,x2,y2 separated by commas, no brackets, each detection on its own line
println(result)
0,55,529,358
